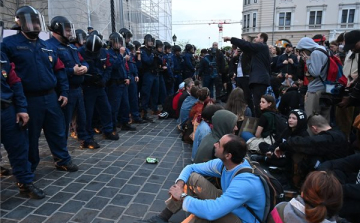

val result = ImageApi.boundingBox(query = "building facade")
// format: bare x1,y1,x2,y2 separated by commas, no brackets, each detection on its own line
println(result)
0,0,172,42
241,0,360,46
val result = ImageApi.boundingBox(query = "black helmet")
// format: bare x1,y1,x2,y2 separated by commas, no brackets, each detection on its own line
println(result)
155,40,163,48
144,34,153,47
109,32,123,49
119,28,133,39
0,21,3,43
73,29,87,45
127,42,135,51
173,45,181,53
85,34,103,56
164,42,172,50
49,16,75,43
90,30,103,40
133,40,141,50
15,6,46,38
185,44,193,52
192,45,197,52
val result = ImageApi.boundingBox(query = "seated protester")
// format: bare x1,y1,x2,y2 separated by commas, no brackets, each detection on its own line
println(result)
241,95,280,154
192,98,215,136
194,110,237,164
225,87,252,135
172,82,185,119
189,87,210,121
274,114,349,187
143,135,266,223
177,78,194,118
318,154,360,222
192,104,223,162
178,86,199,125
278,84,301,116
268,171,343,223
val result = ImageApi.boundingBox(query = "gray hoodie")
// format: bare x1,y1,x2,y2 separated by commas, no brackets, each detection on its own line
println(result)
297,37,328,93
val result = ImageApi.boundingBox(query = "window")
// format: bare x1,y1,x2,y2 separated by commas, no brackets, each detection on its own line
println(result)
278,12,291,30
254,0,257,3
244,0,247,5
243,15,247,31
0,0,3,7
248,0,251,4
309,11,322,29
247,14,250,29
253,13,257,27
243,14,251,32
341,9,355,28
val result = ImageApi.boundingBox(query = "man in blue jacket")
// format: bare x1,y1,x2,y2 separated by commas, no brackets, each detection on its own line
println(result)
2,6,78,172
224,33,271,117
143,134,266,223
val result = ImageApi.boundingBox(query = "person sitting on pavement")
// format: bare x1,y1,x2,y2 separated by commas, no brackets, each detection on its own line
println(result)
318,154,360,222
268,171,343,223
178,86,199,125
142,134,266,223
177,78,194,118
193,110,237,164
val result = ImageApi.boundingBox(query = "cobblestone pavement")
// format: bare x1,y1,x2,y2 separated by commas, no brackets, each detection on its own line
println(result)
1,117,192,223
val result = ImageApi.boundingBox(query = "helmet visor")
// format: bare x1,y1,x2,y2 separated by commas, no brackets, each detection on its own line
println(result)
110,37,123,49
60,22,76,42
144,36,153,46
17,12,46,33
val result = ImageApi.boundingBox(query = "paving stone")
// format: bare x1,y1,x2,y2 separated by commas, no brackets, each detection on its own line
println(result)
73,190,96,201
124,203,148,217
114,170,133,179
119,184,140,195
135,168,153,177
52,177,74,186
97,187,119,198
59,200,86,213
34,203,61,216
128,176,147,185
22,196,49,208
34,179,55,188
85,197,110,210
122,164,140,172
44,212,73,223
64,170,85,179
93,174,113,183
43,171,67,180
110,194,133,206
133,193,156,205
92,218,115,223
72,208,99,223
141,183,162,194
150,199,167,212
85,181,106,191
0,210,8,217
84,168,104,175
101,155,118,162
0,219,18,223
48,192,74,203
102,166,121,175
156,189,171,200
44,185,63,196
0,189,18,201
1,197,26,210
118,215,141,223
20,215,47,223
62,182,86,193
98,205,124,220
75,174,94,184
111,160,127,168
153,168,172,176
148,175,167,184
4,206,34,220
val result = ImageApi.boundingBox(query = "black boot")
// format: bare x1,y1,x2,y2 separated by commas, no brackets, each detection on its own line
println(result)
17,183,45,199
121,123,136,131
142,111,154,123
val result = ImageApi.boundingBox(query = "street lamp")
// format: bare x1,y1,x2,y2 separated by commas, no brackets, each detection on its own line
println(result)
172,34,177,46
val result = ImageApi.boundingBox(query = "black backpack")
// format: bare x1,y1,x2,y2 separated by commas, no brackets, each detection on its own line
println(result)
222,159,285,223
269,112,288,143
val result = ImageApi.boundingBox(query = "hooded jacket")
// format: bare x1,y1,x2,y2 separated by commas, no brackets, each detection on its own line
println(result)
296,37,328,93
193,110,237,163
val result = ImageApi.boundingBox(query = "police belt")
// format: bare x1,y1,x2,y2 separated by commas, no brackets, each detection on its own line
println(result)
107,79,125,86
24,88,55,97
1,99,13,110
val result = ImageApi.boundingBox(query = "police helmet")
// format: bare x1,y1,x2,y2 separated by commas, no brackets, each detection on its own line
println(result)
133,40,141,50
85,34,103,56
73,29,87,45
173,45,181,53
127,43,135,51
119,28,133,39
49,16,75,43
185,44,193,52
109,32,123,49
155,40,163,48
15,6,46,38
164,42,172,50
144,34,153,47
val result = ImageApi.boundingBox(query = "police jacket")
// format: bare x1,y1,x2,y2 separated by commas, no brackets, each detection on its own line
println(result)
154,50,164,74
163,53,174,78
276,53,299,76
128,53,139,77
173,54,183,75
78,47,112,87
2,32,69,97
47,38,89,88
183,52,195,73
1,52,27,113
230,37,270,86
107,48,129,81
140,47,156,73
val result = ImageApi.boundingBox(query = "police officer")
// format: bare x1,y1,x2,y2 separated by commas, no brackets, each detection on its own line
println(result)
73,29,87,48
2,6,78,172
155,40,167,112
78,34,119,140
107,32,136,131
1,21,45,199
163,42,174,96
172,45,184,94
183,44,196,79
140,34,158,122
47,16,99,149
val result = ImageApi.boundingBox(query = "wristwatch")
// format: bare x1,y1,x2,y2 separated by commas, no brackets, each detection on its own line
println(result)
180,193,188,200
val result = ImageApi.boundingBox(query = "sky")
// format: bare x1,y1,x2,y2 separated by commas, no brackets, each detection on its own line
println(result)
172,0,243,49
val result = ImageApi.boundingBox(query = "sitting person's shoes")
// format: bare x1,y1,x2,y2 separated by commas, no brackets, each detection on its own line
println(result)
0,166,10,176
55,161,79,172
103,132,120,140
141,215,168,223
158,112,169,119
81,140,100,149
121,123,136,131
250,154,265,162
17,182,45,199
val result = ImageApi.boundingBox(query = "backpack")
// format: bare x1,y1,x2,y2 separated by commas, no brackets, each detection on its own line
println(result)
263,112,288,144
221,159,285,223
315,48,347,90
204,56,218,79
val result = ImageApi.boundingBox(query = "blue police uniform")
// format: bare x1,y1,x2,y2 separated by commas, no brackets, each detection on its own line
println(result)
128,51,142,121
140,46,159,113
173,53,184,92
156,51,167,108
46,37,92,143
163,52,174,96
107,48,130,129
183,52,195,79
1,52,34,184
78,47,114,136
2,32,72,171
200,54,216,98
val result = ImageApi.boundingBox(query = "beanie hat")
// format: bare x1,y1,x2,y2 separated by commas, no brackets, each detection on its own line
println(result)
179,82,185,90
289,109,307,134
344,30,360,52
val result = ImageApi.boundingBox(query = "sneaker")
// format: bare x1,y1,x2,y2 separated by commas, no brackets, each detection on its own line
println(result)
158,112,169,119
103,132,119,140
0,166,10,176
81,140,100,149
55,161,79,172
121,123,137,131
140,215,168,223
17,183,45,199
